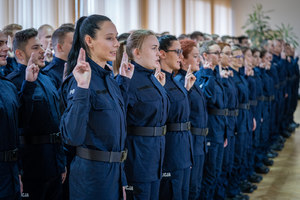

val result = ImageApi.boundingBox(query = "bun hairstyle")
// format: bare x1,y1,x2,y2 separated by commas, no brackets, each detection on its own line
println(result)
66,15,111,75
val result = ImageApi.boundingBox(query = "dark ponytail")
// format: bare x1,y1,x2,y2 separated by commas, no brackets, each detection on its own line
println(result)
66,15,111,75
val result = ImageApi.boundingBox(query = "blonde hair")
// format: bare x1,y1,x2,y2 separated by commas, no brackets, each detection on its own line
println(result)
114,29,155,74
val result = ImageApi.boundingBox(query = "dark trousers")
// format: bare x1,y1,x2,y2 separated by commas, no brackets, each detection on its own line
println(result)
215,134,235,200
189,154,205,200
0,193,20,200
227,131,247,197
22,175,62,200
159,167,191,200
126,180,160,200
200,141,224,200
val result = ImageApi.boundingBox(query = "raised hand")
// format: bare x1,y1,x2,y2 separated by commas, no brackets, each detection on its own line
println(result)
25,53,40,82
154,66,166,86
44,42,53,62
119,51,134,79
185,65,196,91
203,60,213,70
73,48,91,89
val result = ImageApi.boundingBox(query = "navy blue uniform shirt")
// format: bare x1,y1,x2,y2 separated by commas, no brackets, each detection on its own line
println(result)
195,67,228,143
175,69,208,155
7,63,65,180
0,76,20,198
43,56,66,90
230,67,250,133
125,61,170,183
162,70,193,171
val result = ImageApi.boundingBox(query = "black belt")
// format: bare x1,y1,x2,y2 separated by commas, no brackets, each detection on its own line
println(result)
228,109,239,116
208,108,229,116
274,84,280,89
238,103,250,110
0,148,18,162
167,122,191,132
249,100,258,106
127,126,167,136
191,127,208,136
76,147,127,163
19,132,62,145
266,95,275,101
257,96,265,101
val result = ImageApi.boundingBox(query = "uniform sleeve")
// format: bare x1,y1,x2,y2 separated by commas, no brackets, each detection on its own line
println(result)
116,75,131,107
197,69,216,105
60,80,91,146
18,80,37,128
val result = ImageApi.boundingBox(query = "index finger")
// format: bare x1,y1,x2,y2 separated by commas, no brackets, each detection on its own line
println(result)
28,52,35,66
121,51,128,64
187,64,192,74
77,48,86,63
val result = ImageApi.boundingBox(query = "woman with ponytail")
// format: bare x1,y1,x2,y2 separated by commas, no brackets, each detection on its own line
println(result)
60,15,134,200
116,30,169,200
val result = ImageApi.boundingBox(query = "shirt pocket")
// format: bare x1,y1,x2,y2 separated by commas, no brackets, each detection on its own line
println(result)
167,87,185,102
136,86,159,102
91,89,113,111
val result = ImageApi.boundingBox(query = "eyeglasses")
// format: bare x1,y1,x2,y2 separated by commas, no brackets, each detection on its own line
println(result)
207,51,221,56
221,52,232,56
233,55,244,59
165,49,183,56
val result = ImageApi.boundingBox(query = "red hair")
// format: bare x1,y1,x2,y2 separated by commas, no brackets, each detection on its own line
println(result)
180,39,197,59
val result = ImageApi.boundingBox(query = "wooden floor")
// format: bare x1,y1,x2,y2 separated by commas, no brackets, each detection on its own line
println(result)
248,102,300,200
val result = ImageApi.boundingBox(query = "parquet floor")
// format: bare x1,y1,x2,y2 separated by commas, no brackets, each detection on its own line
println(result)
248,102,300,200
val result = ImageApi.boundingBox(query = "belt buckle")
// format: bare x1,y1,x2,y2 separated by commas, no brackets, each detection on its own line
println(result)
224,109,229,116
50,132,62,143
121,149,128,162
205,128,209,136
187,122,191,130
162,126,167,136
247,104,250,109
5,149,18,162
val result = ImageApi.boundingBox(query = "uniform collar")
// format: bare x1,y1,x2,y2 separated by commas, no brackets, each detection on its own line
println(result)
131,60,155,74
87,57,112,77
17,63,27,71
161,69,174,80
52,56,66,65
178,69,187,76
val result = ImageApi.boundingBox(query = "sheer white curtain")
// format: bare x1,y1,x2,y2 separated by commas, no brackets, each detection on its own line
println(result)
0,0,74,29
148,0,183,36
214,0,232,36
185,0,211,34
77,0,140,34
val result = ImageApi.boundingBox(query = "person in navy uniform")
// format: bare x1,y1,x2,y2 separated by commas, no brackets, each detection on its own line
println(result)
6,28,65,200
38,24,54,65
60,15,133,200
115,30,169,200
0,30,21,200
239,47,258,194
43,26,74,89
214,42,239,200
157,35,193,200
175,39,208,200
227,45,251,200
42,25,74,200
194,41,228,200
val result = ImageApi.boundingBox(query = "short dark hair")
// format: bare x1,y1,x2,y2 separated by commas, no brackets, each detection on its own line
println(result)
13,28,38,53
158,35,177,52
59,23,75,29
117,33,130,42
52,26,75,52
237,35,248,44
190,31,204,40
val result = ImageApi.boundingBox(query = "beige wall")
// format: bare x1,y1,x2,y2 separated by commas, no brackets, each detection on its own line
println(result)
231,0,300,51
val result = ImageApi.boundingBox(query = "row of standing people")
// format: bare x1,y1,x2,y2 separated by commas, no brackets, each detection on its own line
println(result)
1,14,299,200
